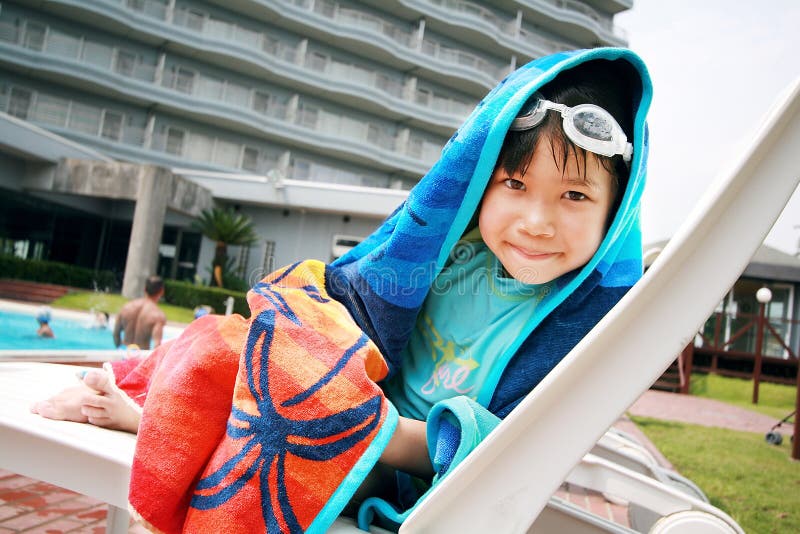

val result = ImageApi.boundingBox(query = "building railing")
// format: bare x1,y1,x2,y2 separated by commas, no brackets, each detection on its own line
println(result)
120,0,502,91
669,310,800,395
519,0,628,41
76,0,471,120
0,15,447,176
417,0,573,53
697,311,798,360
1,80,404,189
283,0,508,81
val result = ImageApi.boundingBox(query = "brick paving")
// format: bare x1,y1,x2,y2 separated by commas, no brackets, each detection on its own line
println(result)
1,389,792,532
0,469,149,533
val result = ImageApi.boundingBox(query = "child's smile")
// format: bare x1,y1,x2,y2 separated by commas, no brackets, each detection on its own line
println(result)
479,137,616,284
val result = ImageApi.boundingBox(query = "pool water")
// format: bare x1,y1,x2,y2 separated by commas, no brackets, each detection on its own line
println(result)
0,310,121,350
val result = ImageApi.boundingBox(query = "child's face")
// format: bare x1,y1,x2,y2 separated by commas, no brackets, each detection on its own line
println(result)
479,137,616,284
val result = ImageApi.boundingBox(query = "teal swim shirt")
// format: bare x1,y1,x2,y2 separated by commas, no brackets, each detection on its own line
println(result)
385,230,553,420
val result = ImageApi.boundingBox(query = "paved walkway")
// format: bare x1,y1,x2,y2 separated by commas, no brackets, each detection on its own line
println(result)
629,389,795,436
0,389,794,532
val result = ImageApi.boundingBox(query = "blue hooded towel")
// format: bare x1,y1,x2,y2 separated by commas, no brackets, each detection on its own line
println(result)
329,47,651,413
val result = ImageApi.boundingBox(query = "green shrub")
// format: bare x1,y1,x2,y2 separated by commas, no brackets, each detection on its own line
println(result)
0,255,117,290
163,279,249,317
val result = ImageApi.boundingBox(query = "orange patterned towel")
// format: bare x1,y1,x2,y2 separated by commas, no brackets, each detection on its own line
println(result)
109,261,397,533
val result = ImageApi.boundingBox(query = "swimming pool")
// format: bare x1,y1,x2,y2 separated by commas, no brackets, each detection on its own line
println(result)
0,303,183,352
0,309,122,350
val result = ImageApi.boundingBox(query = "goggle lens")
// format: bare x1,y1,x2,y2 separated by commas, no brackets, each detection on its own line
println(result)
509,93,632,162
572,110,613,142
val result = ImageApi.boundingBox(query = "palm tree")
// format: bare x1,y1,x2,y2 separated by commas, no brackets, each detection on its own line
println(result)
192,207,259,287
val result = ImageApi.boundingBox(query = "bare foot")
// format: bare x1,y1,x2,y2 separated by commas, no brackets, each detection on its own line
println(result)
31,371,140,434
30,384,92,423
78,371,141,434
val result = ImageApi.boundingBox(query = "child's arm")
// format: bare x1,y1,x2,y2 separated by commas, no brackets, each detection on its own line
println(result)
378,416,433,479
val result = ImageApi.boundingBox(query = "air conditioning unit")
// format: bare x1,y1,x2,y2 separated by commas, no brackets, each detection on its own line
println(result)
331,234,364,260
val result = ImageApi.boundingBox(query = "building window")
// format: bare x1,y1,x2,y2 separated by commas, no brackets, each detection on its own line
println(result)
185,132,214,163
242,146,259,172
46,28,81,59
126,0,168,20
306,51,328,72
31,94,69,126
82,40,114,69
262,35,280,56
214,139,240,168
367,123,394,150
68,103,101,135
291,159,311,180
23,21,45,51
223,81,250,108
296,102,318,129
114,50,137,77
175,7,205,31
165,127,185,155
0,18,22,44
8,87,32,119
253,90,284,118
197,74,224,100
406,136,423,159
415,87,432,105
376,72,402,97
101,110,124,141
173,67,195,94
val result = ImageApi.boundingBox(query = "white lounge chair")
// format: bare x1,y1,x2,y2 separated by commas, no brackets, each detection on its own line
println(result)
1,77,798,533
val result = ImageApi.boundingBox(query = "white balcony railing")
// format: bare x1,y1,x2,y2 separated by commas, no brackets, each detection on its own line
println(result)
0,14,451,170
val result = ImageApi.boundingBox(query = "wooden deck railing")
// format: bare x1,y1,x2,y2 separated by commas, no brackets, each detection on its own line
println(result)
670,309,799,460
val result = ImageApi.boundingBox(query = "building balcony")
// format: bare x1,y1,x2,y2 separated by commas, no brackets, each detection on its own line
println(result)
46,0,506,96
28,0,472,134
581,0,633,16
0,19,448,180
515,0,628,47
220,0,509,93
386,0,576,62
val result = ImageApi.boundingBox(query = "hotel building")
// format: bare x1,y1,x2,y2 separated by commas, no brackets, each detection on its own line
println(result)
0,0,631,290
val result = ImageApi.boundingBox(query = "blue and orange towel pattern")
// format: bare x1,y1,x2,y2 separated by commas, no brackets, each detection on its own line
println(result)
110,261,396,533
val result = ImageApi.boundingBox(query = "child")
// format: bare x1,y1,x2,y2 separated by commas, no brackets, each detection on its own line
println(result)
35,306,55,338
32,48,651,532
89,310,109,329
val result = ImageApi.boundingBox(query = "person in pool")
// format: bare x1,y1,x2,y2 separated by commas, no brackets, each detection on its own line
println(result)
36,307,54,338
113,275,166,350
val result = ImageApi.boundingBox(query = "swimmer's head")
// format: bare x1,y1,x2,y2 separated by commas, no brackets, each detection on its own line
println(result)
36,306,52,325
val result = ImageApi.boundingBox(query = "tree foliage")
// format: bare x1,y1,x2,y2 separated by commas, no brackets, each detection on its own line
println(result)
192,207,258,288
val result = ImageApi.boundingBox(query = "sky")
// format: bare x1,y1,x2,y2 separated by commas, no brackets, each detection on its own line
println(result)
616,0,800,255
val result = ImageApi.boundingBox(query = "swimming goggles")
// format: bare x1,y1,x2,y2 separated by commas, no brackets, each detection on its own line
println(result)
510,92,632,163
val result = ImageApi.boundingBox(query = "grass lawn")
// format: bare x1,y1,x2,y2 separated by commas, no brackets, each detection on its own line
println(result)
52,290,195,324
690,373,796,422
633,416,800,534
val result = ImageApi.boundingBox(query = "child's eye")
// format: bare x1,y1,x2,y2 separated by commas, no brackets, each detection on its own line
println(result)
564,191,588,201
503,178,526,190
